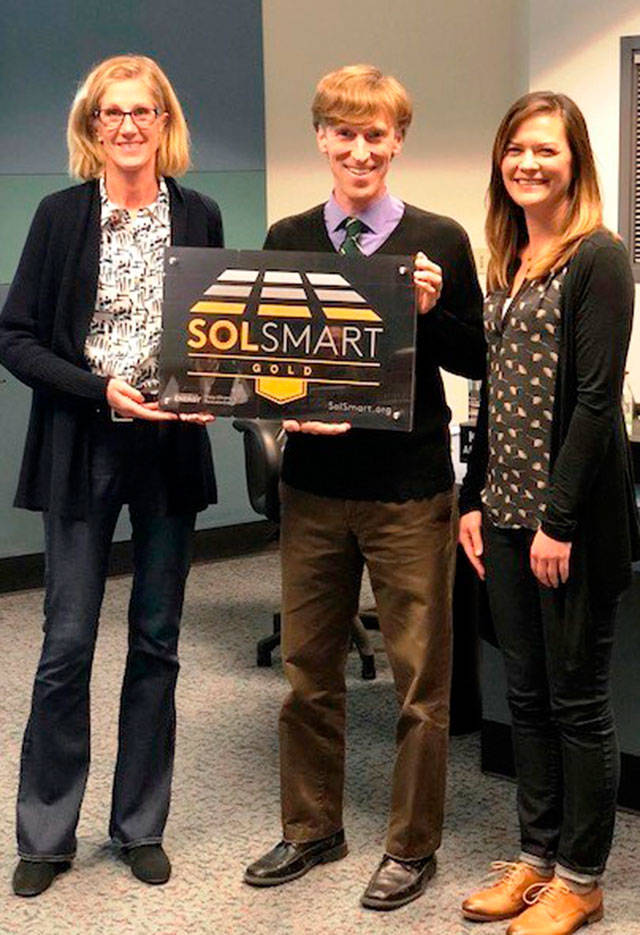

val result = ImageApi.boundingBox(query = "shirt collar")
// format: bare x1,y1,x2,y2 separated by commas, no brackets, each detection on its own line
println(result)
99,176,169,227
325,191,402,234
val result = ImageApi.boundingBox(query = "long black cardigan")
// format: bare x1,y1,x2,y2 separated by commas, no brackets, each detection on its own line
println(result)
460,231,640,615
0,178,223,518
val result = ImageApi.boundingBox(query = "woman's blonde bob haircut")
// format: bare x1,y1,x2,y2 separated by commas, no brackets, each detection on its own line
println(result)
485,91,603,291
312,64,412,138
67,55,190,179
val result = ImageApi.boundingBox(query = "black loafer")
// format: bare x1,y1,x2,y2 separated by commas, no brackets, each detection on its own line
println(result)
361,853,436,910
12,859,71,897
124,844,171,885
244,829,347,886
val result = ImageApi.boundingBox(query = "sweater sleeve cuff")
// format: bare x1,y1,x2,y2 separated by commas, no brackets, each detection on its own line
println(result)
540,517,576,542
458,490,483,516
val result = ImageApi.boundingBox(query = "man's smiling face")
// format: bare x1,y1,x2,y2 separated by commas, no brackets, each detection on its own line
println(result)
316,112,403,214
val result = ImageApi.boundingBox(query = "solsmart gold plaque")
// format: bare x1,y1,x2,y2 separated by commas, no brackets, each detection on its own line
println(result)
159,248,416,430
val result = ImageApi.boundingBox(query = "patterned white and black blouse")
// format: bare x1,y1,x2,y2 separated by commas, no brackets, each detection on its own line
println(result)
482,267,568,529
84,176,171,394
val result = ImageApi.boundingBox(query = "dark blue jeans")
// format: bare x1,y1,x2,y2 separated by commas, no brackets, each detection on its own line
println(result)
484,522,619,878
17,420,196,860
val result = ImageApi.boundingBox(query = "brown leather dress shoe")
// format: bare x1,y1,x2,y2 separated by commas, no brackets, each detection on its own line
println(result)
244,829,347,886
360,854,436,910
506,877,603,935
462,861,552,922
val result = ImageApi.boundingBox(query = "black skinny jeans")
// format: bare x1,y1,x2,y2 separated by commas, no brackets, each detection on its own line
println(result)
484,522,619,878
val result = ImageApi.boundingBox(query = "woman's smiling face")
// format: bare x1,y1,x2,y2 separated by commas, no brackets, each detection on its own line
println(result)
501,111,573,220
95,78,167,181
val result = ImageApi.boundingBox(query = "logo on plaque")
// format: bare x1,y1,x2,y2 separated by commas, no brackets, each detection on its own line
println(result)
160,248,416,429
186,267,384,404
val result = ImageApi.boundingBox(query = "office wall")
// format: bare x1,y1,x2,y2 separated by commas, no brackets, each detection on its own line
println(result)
5,2,637,557
527,0,640,393
0,0,266,558
262,0,529,422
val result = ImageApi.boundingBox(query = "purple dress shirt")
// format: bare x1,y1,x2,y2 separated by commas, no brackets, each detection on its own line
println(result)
324,192,405,255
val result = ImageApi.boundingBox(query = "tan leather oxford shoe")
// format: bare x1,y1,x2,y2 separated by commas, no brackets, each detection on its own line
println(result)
462,861,552,922
506,876,603,935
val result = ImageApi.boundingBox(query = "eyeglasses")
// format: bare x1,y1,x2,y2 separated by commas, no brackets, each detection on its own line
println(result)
93,106,162,129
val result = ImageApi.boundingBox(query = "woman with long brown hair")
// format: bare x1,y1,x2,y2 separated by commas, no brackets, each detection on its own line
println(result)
459,92,638,935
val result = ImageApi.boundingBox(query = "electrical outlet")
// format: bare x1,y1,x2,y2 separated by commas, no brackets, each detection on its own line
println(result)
473,247,490,276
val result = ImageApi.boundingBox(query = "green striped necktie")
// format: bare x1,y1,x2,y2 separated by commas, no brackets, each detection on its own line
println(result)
339,216,365,256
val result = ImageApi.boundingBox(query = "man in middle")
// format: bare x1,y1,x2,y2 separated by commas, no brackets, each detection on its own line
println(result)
245,64,485,910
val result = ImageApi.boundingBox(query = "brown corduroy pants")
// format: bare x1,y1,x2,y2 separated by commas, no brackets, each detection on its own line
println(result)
278,483,457,859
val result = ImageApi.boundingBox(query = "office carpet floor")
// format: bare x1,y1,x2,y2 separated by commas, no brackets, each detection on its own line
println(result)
0,548,638,935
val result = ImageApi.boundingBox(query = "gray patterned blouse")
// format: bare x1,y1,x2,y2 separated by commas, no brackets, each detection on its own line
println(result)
482,267,567,529
84,177,171,394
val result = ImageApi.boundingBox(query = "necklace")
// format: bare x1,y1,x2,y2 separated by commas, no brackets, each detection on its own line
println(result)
521,237,558,277
511,247,540,297
521,248,537,276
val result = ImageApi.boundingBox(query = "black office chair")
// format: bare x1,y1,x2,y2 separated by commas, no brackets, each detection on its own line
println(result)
232,418,377,675
233,419,284,666
233,419,285,526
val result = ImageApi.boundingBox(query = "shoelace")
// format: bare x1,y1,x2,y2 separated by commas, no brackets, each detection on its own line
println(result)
523,878,571,907
485,860,525,888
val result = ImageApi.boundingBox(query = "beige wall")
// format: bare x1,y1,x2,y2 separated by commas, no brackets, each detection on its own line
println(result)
262,1,640,415
262,0,529,421
527,0,640,392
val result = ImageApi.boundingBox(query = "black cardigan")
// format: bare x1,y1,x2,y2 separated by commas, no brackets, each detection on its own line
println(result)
460,230,640,599
0,178,223,518
265,203,485,502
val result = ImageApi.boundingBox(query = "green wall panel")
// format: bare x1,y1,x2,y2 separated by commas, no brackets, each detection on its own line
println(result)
0,175,69,283
0,170,266,284
0,362,47,558
185,171,266,249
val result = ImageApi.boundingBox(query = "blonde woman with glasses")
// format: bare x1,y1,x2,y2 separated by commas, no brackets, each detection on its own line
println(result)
0,55,222,896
